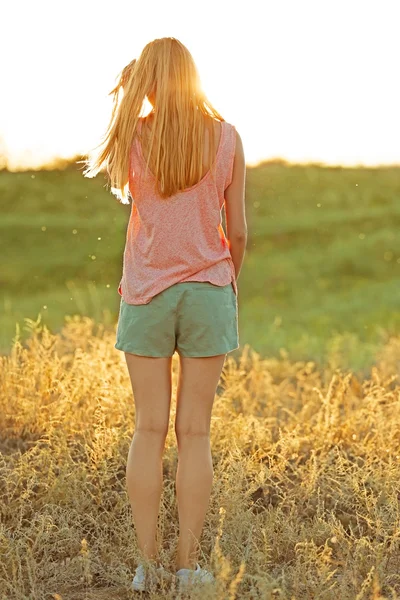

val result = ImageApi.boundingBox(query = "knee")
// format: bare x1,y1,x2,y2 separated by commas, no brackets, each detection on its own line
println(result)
135,422,169,439
174,423,210,445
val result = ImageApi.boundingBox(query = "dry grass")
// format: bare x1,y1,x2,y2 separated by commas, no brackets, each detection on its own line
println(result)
1,316,400,599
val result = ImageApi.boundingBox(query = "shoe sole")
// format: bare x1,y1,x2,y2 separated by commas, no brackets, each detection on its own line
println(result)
176,576,215,592
132,571,170,592
132,583,146,592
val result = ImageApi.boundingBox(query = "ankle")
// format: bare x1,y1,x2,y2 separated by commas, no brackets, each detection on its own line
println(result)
140,555,162,569
176,559,197,571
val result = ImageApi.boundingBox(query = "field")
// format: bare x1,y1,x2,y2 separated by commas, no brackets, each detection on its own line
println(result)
1,318,400,598
1,161,400,372
1,161,400,598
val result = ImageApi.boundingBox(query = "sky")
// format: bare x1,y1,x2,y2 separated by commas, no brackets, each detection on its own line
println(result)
1,0,399,169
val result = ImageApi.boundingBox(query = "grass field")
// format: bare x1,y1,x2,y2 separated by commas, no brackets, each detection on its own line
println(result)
2,162,400,598
1,161,400,372
1,318,400,599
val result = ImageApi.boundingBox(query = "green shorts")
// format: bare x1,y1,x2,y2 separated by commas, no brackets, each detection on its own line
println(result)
114,281,239,358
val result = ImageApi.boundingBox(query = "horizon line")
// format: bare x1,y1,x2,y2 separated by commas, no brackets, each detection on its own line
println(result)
1,154,400,173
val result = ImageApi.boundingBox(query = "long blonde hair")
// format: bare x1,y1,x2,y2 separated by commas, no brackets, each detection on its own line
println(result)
84,37,225,203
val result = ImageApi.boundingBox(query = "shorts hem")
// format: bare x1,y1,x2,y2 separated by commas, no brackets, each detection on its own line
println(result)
177,345,239,358
114,344,174,358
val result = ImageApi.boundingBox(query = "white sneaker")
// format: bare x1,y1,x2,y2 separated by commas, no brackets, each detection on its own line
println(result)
131,562,167,592
176,563,215,592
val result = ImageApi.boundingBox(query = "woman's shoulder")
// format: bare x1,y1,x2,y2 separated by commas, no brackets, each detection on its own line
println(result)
209,118,236,148
219,119,237,146
218,119,237,143
222,119,236,133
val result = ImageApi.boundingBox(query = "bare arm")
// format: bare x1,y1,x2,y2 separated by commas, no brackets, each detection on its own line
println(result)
224,130,247,280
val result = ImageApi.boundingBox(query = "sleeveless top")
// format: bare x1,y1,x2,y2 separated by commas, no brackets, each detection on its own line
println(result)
117,117,238,305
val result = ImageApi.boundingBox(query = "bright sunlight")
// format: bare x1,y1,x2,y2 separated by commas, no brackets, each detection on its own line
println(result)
1,0,399,169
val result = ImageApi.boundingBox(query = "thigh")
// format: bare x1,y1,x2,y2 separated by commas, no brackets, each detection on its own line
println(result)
175,282,239,358
175,354,226,436
124,353,173,432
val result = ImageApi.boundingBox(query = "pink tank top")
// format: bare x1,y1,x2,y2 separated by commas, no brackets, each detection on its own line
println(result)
117,117,238,305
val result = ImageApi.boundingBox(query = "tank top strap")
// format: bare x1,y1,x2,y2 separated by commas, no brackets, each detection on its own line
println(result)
215,121,236,191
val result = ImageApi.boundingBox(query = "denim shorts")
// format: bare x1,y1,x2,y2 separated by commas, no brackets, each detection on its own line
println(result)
114,281,239,358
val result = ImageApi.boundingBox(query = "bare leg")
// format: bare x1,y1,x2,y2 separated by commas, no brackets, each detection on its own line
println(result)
174,354,226,571
124,353,173,565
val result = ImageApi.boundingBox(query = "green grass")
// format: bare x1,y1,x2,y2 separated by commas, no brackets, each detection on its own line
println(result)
2,161,400,371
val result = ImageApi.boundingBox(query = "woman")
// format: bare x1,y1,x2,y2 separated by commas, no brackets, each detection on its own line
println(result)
84,37,247,593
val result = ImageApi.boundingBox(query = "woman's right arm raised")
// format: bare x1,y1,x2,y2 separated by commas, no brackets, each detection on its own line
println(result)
224,130,248,280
